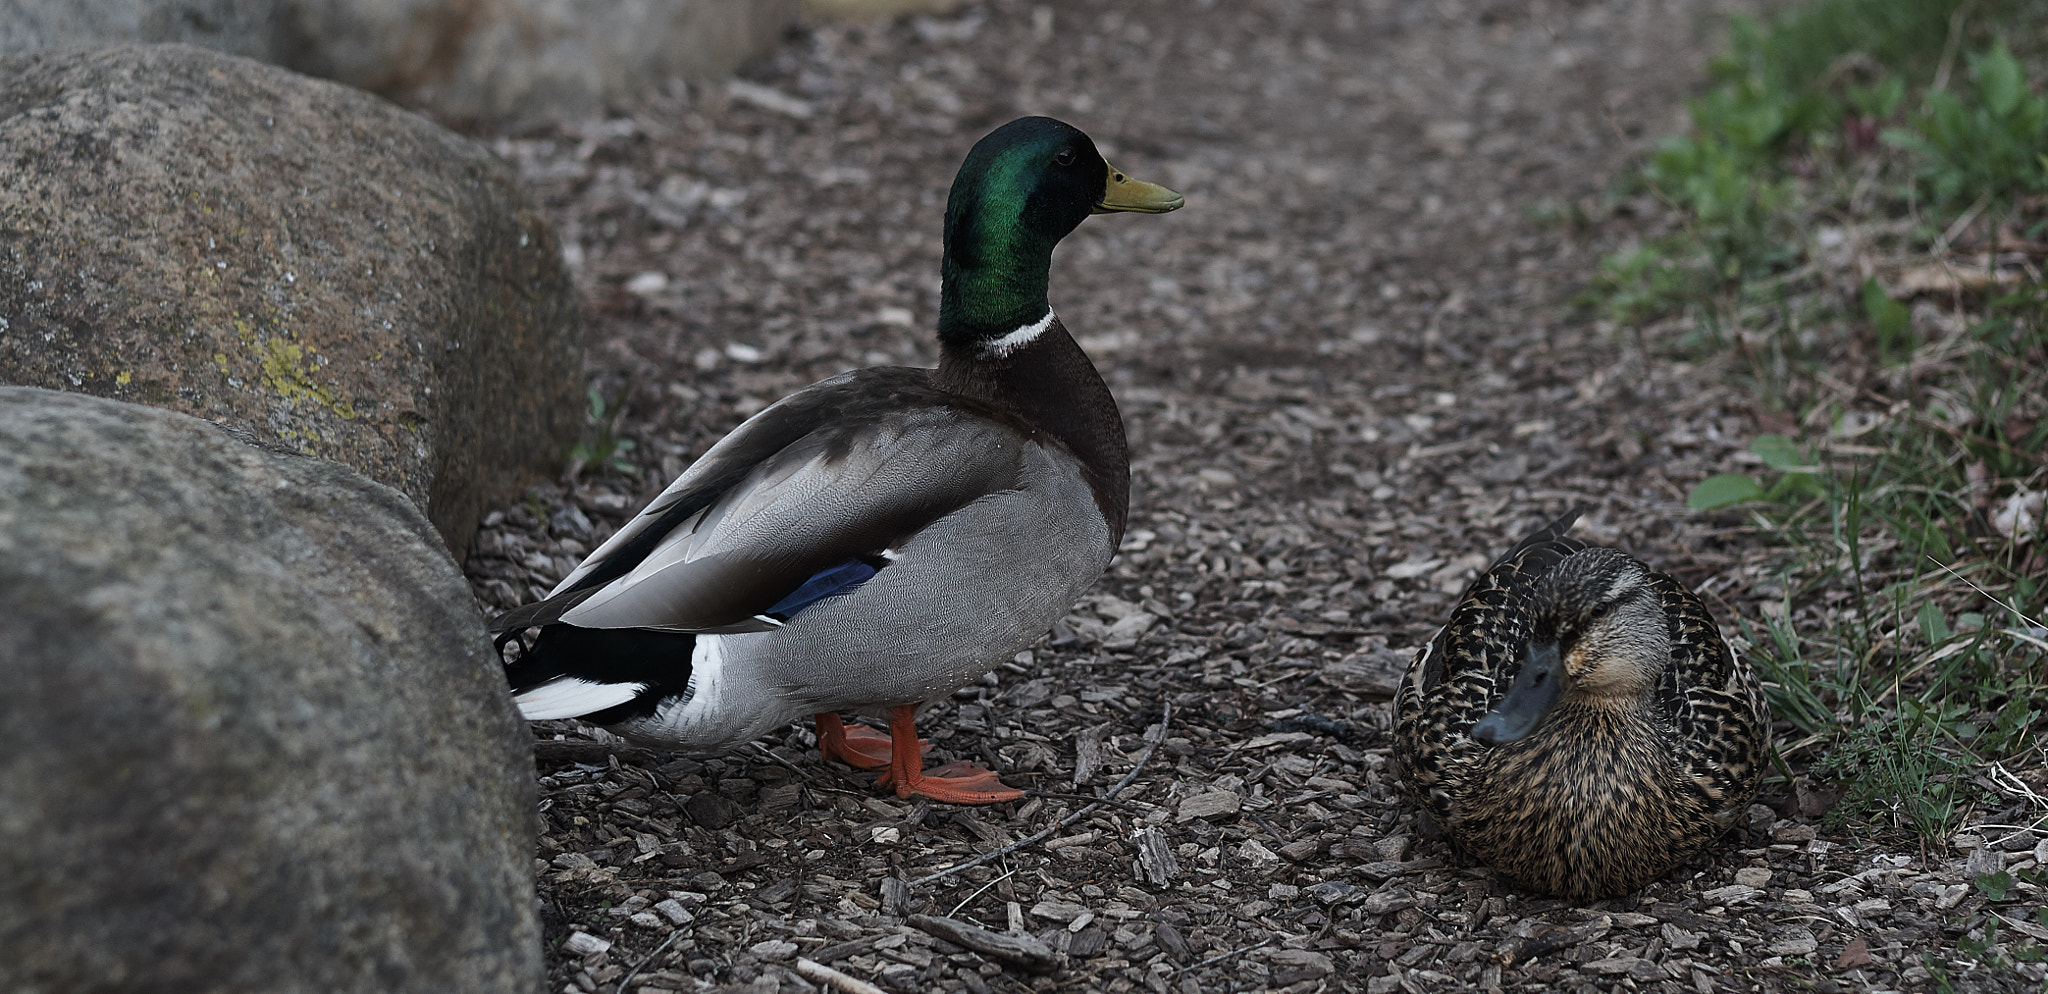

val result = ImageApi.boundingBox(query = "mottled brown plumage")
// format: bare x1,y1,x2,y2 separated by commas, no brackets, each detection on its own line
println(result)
1392,510,1771,900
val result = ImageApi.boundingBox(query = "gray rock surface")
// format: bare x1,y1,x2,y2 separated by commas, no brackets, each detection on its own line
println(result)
0,0,277,58
285,0,798,122
0,387,538,994
0,43,581,556
0,0,798,122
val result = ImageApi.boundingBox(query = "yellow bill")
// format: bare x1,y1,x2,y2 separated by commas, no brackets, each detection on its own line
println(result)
1093,160,1185,214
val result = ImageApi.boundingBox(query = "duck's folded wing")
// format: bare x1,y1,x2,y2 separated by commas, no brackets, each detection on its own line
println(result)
554,368,941,594
492,368,954,633
1653,573,1770,807
498,398,1035,633
566,408,1030,630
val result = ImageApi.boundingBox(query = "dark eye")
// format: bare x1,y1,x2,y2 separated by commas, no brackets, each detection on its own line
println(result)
1054,148,1076,166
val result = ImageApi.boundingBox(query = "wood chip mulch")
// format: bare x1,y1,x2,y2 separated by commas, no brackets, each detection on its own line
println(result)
460,1,2047,991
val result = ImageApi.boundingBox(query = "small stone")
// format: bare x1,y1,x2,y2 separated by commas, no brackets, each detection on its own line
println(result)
563,932,611,956
552,852,599,872
1733,867,1773,889
1773,823,1818,843
1177,790,1242,822
624,271,669,297
1237,840,1280,866
654,899,694,925
1768,928,1818,957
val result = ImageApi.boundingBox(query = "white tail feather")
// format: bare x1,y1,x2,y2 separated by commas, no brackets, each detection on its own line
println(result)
515,676,646,720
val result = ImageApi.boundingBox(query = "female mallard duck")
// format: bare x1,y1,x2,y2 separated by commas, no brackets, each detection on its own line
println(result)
1392,509,1771,899
490,117,1182,805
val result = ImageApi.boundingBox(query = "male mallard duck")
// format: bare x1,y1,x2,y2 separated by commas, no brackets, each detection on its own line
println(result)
490,117,1182,805
1392,509,1771,899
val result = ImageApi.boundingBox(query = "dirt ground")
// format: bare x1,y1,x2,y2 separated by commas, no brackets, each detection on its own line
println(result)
460,0,2039,991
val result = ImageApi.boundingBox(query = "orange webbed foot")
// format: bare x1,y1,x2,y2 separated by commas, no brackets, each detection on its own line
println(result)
815,712,927,771
872,705,1022,805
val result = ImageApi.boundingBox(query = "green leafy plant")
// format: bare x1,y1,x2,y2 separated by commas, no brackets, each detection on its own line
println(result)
1688,434,1827,509
1886,43,2048,207
1862,278,1913,362
569,385,639,478
1812,700,1981,840
1588,0,2048,855
1585,241,1702,325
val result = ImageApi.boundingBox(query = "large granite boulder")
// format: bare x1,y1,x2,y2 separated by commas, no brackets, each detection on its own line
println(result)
284,0,798,122
0,43,581,557
0,0,799,123
0,0,277,58
0,387,538,994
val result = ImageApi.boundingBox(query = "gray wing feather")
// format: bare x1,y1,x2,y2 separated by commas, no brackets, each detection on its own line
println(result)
559,409,1030,631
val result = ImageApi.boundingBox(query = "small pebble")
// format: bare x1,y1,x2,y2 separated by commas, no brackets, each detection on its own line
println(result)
562,932,611,956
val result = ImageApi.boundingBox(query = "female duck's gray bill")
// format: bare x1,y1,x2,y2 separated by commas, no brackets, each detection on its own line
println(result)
1092,160,1184,214
1472,640,1564,746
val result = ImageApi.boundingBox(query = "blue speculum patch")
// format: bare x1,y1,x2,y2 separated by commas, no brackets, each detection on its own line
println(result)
765,558,880,618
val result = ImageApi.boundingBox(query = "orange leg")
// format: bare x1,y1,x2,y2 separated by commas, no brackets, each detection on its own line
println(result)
814,712,925,771
873,704,1022,804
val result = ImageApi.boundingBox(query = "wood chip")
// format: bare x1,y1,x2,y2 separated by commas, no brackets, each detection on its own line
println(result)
1073,722,1111,786
907,915,1060,972
794,958,888,994
1132,826,1180,885
1177,789,1242,821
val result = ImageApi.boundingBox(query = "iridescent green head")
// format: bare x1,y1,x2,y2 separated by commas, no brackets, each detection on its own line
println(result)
938,116,1182,347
